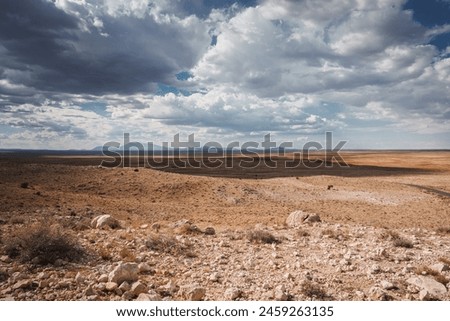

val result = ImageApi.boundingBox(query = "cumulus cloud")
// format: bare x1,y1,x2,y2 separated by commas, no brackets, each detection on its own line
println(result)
0,0,449,149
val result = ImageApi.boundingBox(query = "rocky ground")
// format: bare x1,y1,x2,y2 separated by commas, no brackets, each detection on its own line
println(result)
0,152,449,301
1,213,450,301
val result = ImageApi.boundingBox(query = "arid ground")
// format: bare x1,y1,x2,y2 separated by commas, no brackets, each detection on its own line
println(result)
0,151,449,301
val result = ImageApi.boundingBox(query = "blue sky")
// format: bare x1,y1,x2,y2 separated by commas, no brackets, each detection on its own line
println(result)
0,0,449,149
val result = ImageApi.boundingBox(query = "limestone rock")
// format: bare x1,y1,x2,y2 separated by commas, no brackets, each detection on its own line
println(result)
136,291,161,301
224,288,242,300
274,285,288,301
91,214,120,229
179,285,206,301
407,276,447,299
286,211,321,227
109,263,139,284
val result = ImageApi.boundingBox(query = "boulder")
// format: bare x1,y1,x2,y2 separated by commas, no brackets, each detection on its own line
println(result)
407,276,447,299
91,215,120,229
286,211,321,227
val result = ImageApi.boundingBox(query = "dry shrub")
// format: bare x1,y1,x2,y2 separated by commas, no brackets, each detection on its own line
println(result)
174,223,202,235
97,246,113,261
381,230,413,248
146,233,195,257
392,237,414,249
415,266,449,285
439,257,450,265
436,227,450,235
4,223,84,265
300,280,329,300
247,230,280,244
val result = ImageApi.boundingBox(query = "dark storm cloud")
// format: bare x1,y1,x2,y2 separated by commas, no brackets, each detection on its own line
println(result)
0,0,209,96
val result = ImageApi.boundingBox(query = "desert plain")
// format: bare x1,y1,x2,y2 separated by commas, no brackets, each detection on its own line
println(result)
0,151,449,301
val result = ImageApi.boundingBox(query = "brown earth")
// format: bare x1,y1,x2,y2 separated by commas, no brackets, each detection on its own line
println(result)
0,151,450,301
0,151,449,230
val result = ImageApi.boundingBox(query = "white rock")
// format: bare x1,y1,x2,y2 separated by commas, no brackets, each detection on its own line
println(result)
109,263,139,284
136,291,161,301
138,263,153,273
407,276,447,299
224,288,242,300
179,285,206,301
380,280,395,290
91,215,120,229
274,285,288,301
431,263,450,273
286,211,321,227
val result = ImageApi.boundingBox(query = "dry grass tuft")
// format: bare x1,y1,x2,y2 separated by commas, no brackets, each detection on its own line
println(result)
381,230,413,248
146,233,196,257
247,230,280,244
415,266,449,285
300,280,329,300
4,223,84,265
436,227,450,235
439,257,450,266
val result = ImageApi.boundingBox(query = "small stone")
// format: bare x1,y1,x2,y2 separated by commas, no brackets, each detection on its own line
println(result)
109,263,139,284
179,285,206,301
138,263,153,273
98,274,108,283
136,291,161,301
160,280,178,295
209,272,220,282
119,281,131,292
0,255,12,263
75,272,85,284
274,285,288,301
380,280,395,290
105,282,118,291
369,264,381,274
224,288,242,300
284,273,294,280
131,281,147,296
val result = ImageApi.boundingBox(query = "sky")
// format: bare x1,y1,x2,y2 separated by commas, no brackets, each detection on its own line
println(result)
0,0,449,150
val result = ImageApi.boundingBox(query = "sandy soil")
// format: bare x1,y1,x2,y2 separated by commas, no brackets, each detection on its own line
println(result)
0,151,449,230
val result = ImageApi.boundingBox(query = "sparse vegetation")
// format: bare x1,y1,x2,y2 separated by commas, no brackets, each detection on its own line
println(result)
436,227,450,235
415,265,449,285
146,233,195,257
4,223,84,265
247,230,280,244
300,280,329,300
381,230,414,248
439,257,450,266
